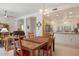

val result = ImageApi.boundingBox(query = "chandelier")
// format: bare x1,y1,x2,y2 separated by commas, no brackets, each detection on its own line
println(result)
39,4,50,16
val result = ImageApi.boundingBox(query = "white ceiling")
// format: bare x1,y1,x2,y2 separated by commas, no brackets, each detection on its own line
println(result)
45,6,79,21
0,3,79,18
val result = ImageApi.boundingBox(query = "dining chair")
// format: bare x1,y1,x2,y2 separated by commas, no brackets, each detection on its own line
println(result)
3,32,10,50
41,32,54,56
43,32,51,37
13,31,26,40
0,39,3,47
13,37,31,56
28,32,35,39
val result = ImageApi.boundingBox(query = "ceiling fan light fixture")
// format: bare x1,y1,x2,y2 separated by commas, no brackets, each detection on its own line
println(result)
4,10,8,18
4,15,7,18
39,9,43,12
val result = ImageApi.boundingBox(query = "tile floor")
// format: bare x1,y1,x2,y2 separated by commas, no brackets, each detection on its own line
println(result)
0,44,79,56
55,44,79,56
0,47,13,56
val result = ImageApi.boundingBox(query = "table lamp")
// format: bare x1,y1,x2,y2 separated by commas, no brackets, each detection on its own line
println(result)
1,28,9,38
1,28,8,32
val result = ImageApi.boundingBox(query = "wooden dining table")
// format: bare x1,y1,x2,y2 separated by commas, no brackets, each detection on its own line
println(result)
21,37,49,56
4,36,55,56
31,36,55,52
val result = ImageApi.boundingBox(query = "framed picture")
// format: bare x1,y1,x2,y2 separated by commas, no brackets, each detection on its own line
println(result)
27,26,29,29
37,21,41,29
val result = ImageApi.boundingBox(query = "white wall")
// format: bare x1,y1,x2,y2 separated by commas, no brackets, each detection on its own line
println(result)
25,13,43,36
26,17,36,34
15,12,43,36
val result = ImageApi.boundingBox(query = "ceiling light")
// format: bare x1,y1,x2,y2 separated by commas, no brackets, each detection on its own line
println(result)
39,9,49,15
51,21,55,25
45,9,48,12
39,4,50,15
69,11,72,14
39,9,43,12
56,14,59,16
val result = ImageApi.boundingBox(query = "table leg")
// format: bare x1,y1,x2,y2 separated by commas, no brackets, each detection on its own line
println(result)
53,39,55,52
31,50,36,56
4,40,6,50
38,48,40,56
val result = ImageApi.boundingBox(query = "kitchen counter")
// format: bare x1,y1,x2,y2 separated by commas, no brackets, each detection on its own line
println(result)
54,32,79,48
54,32,79,34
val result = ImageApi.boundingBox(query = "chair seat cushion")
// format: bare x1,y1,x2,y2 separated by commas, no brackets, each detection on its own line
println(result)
16,49,31,56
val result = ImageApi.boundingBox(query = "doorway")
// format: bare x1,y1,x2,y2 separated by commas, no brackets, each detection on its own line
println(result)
26,17,36,35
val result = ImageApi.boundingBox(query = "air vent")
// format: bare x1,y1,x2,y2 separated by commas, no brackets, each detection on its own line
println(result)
52,8,58,11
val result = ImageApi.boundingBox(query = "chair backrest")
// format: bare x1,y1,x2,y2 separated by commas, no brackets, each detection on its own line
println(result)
44,32,50,37
45,32,54,49
13,37,23,56
13,31,25,40
13,31,25,36
3,32,10,37
44,32,54,39
28,32,35,39
2,32,10,40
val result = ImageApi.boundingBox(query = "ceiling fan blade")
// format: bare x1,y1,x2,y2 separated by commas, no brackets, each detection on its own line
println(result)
4,10,7,16
0,9,14,18
7,15,14,18
4,10,8,18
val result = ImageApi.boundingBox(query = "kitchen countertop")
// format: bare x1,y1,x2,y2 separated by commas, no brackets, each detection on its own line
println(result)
54,32,79,34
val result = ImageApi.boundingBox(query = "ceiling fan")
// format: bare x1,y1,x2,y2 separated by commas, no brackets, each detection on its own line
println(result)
3,10,14,18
